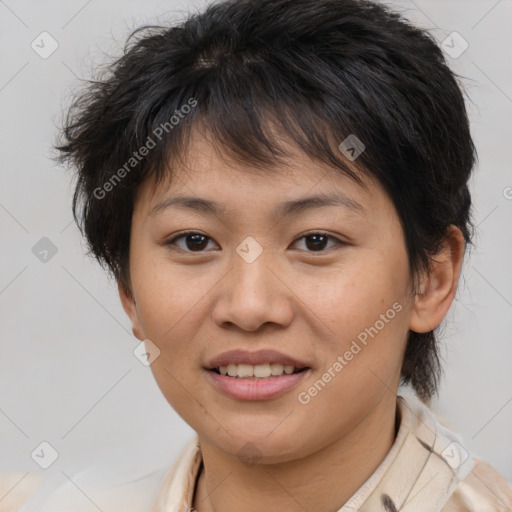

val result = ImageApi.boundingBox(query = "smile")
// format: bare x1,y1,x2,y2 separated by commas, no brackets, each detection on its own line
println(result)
212,363,308,379
206,366,311,401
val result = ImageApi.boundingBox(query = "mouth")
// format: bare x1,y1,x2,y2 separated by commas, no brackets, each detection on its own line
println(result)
208,363,310,379
206,366,311,401
204,349,311,400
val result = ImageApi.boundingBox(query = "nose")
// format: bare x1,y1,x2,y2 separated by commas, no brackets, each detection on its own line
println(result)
211,245,294,332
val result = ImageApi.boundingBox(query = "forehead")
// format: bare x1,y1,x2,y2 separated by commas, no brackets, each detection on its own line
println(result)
138,126,377,210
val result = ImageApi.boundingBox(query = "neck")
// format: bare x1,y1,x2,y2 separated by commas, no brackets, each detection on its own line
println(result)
193,395,399,512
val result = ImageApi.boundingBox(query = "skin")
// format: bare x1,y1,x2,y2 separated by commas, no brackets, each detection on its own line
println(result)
119,127,465,512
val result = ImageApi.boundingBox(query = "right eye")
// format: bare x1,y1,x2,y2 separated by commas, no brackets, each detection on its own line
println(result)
165,231,219,252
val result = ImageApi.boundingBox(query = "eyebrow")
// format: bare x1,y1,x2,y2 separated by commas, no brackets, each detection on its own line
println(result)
149,192,367,219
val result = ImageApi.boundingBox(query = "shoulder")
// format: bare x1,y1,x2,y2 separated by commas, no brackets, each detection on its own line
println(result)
398,392,512,512
0,471,46,511
0,438,200,512
0,467,169,512
444,458,512,511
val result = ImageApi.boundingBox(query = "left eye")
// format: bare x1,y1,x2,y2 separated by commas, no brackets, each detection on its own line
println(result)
292,233,342,252
166,232,342,253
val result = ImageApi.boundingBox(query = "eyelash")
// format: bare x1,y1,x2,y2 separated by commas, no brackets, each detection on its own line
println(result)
165,231,345,254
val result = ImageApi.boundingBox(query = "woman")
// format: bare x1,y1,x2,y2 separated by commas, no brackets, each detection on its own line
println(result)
4,0,511,510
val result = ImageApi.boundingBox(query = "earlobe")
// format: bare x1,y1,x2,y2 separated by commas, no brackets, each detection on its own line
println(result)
409,226,465,333
117,280,145,340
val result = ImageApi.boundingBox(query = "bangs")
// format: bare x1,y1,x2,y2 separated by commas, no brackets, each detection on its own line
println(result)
125,33,391,190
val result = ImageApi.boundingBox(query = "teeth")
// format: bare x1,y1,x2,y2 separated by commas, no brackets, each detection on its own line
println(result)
270,363,284,375
217,363,301,378
237,364,254,378
254,364,271,378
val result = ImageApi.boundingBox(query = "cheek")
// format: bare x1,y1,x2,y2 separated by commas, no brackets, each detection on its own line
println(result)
302,252,409,333
305,250,412,383
295,272,410,436
131,253,215,341
129,256,212,421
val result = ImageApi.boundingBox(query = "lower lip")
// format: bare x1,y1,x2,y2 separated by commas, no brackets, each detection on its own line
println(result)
205,369,310,401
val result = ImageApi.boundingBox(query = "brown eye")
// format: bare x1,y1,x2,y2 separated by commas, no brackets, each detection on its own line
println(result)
166,231,343,254
167,232,217,252
293,233,342,252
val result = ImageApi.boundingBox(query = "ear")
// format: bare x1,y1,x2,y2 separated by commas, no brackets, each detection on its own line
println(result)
117,280,145,340
409,226,465,333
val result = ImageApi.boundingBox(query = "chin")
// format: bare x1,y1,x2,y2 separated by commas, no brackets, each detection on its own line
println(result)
209,422,311,464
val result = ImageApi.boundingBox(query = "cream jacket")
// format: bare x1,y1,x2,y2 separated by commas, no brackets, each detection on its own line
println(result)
2,394,511,511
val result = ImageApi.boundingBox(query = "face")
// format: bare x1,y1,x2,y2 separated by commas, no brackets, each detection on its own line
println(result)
120,128,418,463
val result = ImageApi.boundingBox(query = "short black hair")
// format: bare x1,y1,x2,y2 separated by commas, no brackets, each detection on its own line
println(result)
55,0,477,401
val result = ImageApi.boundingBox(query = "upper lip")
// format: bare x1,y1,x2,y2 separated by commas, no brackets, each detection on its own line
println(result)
205,349,310,369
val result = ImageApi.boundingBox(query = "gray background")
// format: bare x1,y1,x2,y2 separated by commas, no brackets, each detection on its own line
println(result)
1,0,511,495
